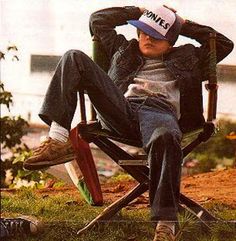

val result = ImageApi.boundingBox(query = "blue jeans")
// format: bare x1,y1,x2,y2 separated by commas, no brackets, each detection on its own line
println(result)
39,50,183,221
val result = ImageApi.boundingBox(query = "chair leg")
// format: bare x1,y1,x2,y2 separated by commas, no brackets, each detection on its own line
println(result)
77,182,148,235
178,204,212,230
180,194,219,223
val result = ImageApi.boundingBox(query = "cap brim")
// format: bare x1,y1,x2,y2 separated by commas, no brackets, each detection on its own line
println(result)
128,20,167,41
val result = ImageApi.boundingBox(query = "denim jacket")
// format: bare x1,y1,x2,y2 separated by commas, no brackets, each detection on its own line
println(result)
90,7,234,133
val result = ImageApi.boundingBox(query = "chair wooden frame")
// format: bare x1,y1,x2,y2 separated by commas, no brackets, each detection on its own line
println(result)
72,33,221,235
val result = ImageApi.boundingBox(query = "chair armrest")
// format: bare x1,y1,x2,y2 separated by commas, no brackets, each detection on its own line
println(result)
205,33,218,122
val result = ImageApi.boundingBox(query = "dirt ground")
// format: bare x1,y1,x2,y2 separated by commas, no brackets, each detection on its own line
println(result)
31,168,236,210
101,168,236,209
180,168,236,208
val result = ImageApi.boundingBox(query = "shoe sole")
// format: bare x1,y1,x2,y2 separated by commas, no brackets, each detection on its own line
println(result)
23,153,75,170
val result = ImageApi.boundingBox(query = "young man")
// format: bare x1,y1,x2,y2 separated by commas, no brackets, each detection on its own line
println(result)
24,5,233,240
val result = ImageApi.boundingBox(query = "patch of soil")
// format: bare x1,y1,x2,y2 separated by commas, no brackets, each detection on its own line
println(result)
47,168,236,209
180,168,236,208
2,168,235,209
100,168,236,209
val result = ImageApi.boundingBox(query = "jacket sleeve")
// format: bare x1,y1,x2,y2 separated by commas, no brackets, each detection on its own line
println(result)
180,20,234,64
89,6,142,60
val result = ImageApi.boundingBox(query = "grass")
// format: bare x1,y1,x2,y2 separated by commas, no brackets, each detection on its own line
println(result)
1,188,236,241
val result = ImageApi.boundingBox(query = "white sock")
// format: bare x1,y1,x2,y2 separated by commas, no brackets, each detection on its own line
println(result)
157,221,175,234
49,121,69,143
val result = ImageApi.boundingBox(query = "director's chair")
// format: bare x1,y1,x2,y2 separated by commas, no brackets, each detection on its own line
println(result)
69,33,220,235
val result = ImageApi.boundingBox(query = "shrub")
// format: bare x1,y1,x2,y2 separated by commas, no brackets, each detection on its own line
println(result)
187,119,236,173
0,48,52,188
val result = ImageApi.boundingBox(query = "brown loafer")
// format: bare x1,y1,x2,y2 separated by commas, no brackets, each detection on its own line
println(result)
23,138,75,170
153,224,175,241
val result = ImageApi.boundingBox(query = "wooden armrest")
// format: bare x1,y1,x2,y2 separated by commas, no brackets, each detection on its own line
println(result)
206,33,218,122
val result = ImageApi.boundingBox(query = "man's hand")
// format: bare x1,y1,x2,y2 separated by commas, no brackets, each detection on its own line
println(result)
163,5,186,24
139,7,145,14
139,5,185,24
163,5,177,13
139,5,176,14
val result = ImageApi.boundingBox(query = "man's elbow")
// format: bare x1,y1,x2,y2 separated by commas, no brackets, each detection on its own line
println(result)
228,39,234,54
217,38,234,63
89,11,102,37
89,13,99,37
223,39,234,61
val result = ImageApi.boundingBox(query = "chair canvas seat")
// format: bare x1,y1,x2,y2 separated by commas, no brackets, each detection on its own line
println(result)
78,121,204,149
78,121,143,147
78,121,208,169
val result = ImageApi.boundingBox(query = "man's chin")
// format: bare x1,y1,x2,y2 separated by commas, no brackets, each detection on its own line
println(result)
142,51,162,58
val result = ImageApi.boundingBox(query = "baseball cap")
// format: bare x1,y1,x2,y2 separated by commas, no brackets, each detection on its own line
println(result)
128,5,183,45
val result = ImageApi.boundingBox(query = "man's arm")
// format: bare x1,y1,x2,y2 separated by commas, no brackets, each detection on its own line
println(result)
180,20,234,63
89,6,142,60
